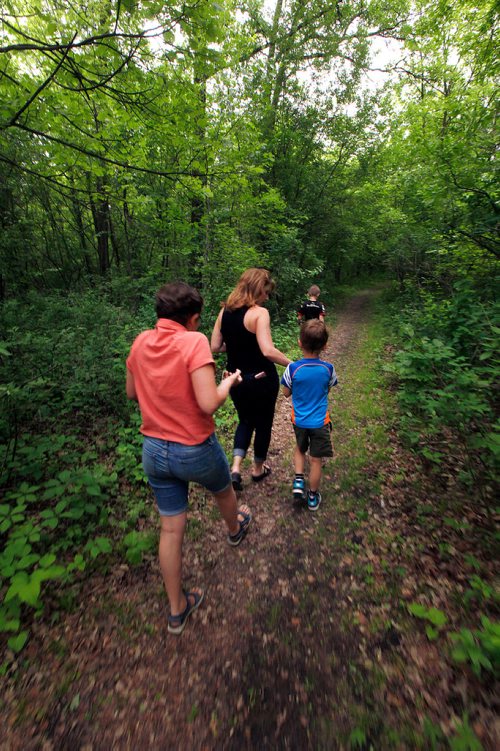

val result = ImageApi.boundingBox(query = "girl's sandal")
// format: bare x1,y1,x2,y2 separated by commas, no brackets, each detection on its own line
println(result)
251,465,271,483
227,506,252,547
167,589,204,635
231,472,243,491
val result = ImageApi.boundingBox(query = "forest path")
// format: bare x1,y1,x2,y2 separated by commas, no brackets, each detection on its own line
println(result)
4,288,495,750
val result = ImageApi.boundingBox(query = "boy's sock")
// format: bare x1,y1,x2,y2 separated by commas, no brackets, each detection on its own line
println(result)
292,473,305,500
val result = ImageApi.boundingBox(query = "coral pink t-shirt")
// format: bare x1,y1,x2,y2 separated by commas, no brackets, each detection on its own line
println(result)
126,319,215,445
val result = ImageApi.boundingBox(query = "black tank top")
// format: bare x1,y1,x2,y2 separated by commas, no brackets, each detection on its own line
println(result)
220,306,276,376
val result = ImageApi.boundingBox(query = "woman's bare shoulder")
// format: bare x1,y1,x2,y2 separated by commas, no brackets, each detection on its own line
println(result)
244,304,268,330
254,306,270,322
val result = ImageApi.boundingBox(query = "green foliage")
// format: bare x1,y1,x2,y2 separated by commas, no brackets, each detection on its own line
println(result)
450,616,500,677
0,382,152,658
271,316,302,359
385,280,499,498
213,397,237,442
114,418,147,484
449,714,484,751
408,602,448,641
0,290,141,442
123,530,156,565
349,727,368,749
463,576,499,609
0,448,119,649
421,704,485,748
422,716,445,750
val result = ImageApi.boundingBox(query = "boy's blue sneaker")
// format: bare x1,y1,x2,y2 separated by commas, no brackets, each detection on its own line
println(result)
292,477,305,501
307,491,322,512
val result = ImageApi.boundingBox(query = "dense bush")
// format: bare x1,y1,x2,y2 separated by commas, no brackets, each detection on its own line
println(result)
0,289,150,656
386,280,499,497
0,289,152,441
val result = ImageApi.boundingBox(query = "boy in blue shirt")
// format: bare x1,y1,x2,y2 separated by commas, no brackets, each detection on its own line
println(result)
281,319,337,510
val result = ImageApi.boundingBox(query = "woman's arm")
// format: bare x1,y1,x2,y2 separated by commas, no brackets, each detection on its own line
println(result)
126,369,138,401
254,308,291,367
210,309,226,353
191,365,242,415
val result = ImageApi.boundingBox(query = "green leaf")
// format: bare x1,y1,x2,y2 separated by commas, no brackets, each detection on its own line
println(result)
55,500,69,513
32,565,65,583
43,518,59,529
0,607,20,632
85,484,103,497
17,554,40,570
95,537,112,553
408,602,427,618
5,573,41,607
39,553,57,568
452,647,467,663
349,727,367,748
125,547,143,565
426,625,439,640
8,631,28,653
69,693,80,711
61,508,85,519
426,607,447,626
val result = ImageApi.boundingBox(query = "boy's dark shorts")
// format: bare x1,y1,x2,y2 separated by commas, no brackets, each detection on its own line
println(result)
293,423,333,458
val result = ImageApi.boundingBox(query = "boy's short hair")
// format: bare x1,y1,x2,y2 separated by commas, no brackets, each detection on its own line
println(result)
300,319,328,353
155,282,203,324
308,284,321,297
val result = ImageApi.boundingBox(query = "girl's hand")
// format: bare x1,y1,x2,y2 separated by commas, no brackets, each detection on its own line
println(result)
223,369,242,387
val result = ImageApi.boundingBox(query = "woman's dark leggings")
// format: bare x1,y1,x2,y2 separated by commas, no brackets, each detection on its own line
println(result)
230,371,279,462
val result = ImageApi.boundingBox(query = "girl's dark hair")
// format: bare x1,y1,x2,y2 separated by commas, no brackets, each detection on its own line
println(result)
155,282,203,324
299,319,328,353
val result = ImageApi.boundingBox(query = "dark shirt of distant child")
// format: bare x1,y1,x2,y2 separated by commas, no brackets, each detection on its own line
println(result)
298,299,326,321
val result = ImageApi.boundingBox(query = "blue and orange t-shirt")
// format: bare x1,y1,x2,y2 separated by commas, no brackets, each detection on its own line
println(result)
281,357,337,428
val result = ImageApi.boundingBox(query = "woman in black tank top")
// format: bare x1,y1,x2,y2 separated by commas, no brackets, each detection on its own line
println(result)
211,269,291,490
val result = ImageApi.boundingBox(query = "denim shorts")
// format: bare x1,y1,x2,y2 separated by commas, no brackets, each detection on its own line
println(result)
142,433,231,516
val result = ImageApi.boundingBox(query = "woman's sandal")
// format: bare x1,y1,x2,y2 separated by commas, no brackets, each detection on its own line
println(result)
167,589,204,635
251,465,271,483
227,506,252,547
231,471,243,491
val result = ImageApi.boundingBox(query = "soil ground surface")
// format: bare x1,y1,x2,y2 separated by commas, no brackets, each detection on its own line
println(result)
2,289,498,750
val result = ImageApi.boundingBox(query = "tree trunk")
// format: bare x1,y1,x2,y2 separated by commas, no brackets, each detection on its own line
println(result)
89,177,111,276
189,55,208,289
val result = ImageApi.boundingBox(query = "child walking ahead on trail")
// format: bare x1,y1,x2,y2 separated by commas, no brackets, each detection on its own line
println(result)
281,319,337,511
297,284,326,323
